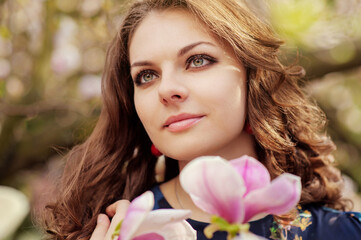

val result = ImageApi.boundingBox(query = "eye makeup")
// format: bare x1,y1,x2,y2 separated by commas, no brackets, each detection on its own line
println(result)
132,53,218,86
185,54,218,70
133,69,159,86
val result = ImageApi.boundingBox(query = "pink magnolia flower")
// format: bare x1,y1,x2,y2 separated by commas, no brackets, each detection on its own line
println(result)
179,155,301,238
114,191,196,240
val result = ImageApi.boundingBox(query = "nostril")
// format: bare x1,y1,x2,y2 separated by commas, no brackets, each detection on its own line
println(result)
159,91,187,105
171,94,182,100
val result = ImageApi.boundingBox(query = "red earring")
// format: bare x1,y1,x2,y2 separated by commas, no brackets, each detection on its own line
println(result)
244,122,253,135
151,144,162,157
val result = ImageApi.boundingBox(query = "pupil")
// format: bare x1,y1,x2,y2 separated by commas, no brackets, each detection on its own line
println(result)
194,58,203,66
144,74,152,81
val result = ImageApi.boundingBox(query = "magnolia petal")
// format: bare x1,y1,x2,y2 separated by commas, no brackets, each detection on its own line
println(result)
136,209,192,236
232,231,268,240
133,233,164,240
243,173,301,223
180,156,246,223
119,191,154,240
156,220,197,240
135,219,196,240
230,156,271,196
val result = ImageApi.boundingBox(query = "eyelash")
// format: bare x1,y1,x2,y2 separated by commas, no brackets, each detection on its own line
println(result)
134,69,158,86
185,54,217,70
133,54,218,86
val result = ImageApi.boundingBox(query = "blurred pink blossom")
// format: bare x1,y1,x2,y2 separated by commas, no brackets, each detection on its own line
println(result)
114,191,196,240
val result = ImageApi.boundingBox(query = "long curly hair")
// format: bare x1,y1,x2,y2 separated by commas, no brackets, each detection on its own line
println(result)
41,0,346,239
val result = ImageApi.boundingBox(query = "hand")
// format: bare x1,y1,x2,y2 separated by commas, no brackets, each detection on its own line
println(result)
89,200,130,240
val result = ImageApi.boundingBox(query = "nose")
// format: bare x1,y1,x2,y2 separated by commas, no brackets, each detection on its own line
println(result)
158,71,189,105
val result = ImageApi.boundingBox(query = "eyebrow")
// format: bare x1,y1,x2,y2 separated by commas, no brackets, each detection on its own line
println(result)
130,41,215,68
178,41,215,57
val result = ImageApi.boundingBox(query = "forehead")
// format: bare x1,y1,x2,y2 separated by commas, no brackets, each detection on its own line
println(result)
128,9,219,61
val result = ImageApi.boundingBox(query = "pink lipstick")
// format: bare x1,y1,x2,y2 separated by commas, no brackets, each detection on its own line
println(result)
164,113,204,132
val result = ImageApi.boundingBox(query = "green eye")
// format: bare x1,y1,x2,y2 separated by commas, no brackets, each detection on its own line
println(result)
134,70,158,86
142,73,155,82
185,54,217,70
192,58,204,67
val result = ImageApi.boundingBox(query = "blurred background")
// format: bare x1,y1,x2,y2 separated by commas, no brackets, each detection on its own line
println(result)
0,0,360,239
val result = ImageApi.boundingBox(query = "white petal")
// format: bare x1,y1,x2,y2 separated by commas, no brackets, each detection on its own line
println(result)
0,186,29,239
156,220,197,240
136,209,192,235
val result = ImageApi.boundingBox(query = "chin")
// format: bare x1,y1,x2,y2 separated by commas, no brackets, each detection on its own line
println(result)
165,148,217,162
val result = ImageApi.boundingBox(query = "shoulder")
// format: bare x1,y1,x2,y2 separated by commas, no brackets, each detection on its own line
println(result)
301,204,361,239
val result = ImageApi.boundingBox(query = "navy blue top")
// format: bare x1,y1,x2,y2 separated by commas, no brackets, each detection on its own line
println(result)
151,185,361,240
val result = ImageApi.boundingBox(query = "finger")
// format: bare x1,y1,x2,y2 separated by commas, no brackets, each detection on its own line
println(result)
104,200,130,240
106,200,130,217
89,214,110,240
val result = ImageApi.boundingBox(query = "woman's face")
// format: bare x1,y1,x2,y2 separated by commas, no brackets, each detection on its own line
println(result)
130,9,249,162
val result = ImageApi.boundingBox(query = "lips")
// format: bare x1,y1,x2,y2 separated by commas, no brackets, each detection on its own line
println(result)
164,113,204,132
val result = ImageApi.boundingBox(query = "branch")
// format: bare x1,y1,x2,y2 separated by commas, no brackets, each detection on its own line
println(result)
0,101,87,116
298,41,361,79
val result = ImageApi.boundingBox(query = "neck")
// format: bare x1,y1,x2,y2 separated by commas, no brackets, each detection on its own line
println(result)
178,132,257,172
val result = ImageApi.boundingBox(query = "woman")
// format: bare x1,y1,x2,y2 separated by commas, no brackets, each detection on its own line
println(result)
42,0,361,239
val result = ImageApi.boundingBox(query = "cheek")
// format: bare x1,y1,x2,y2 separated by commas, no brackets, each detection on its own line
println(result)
134,90,162,143
134,91,152,128
205,71,247,127
218,89,247,129
206,71,247,109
